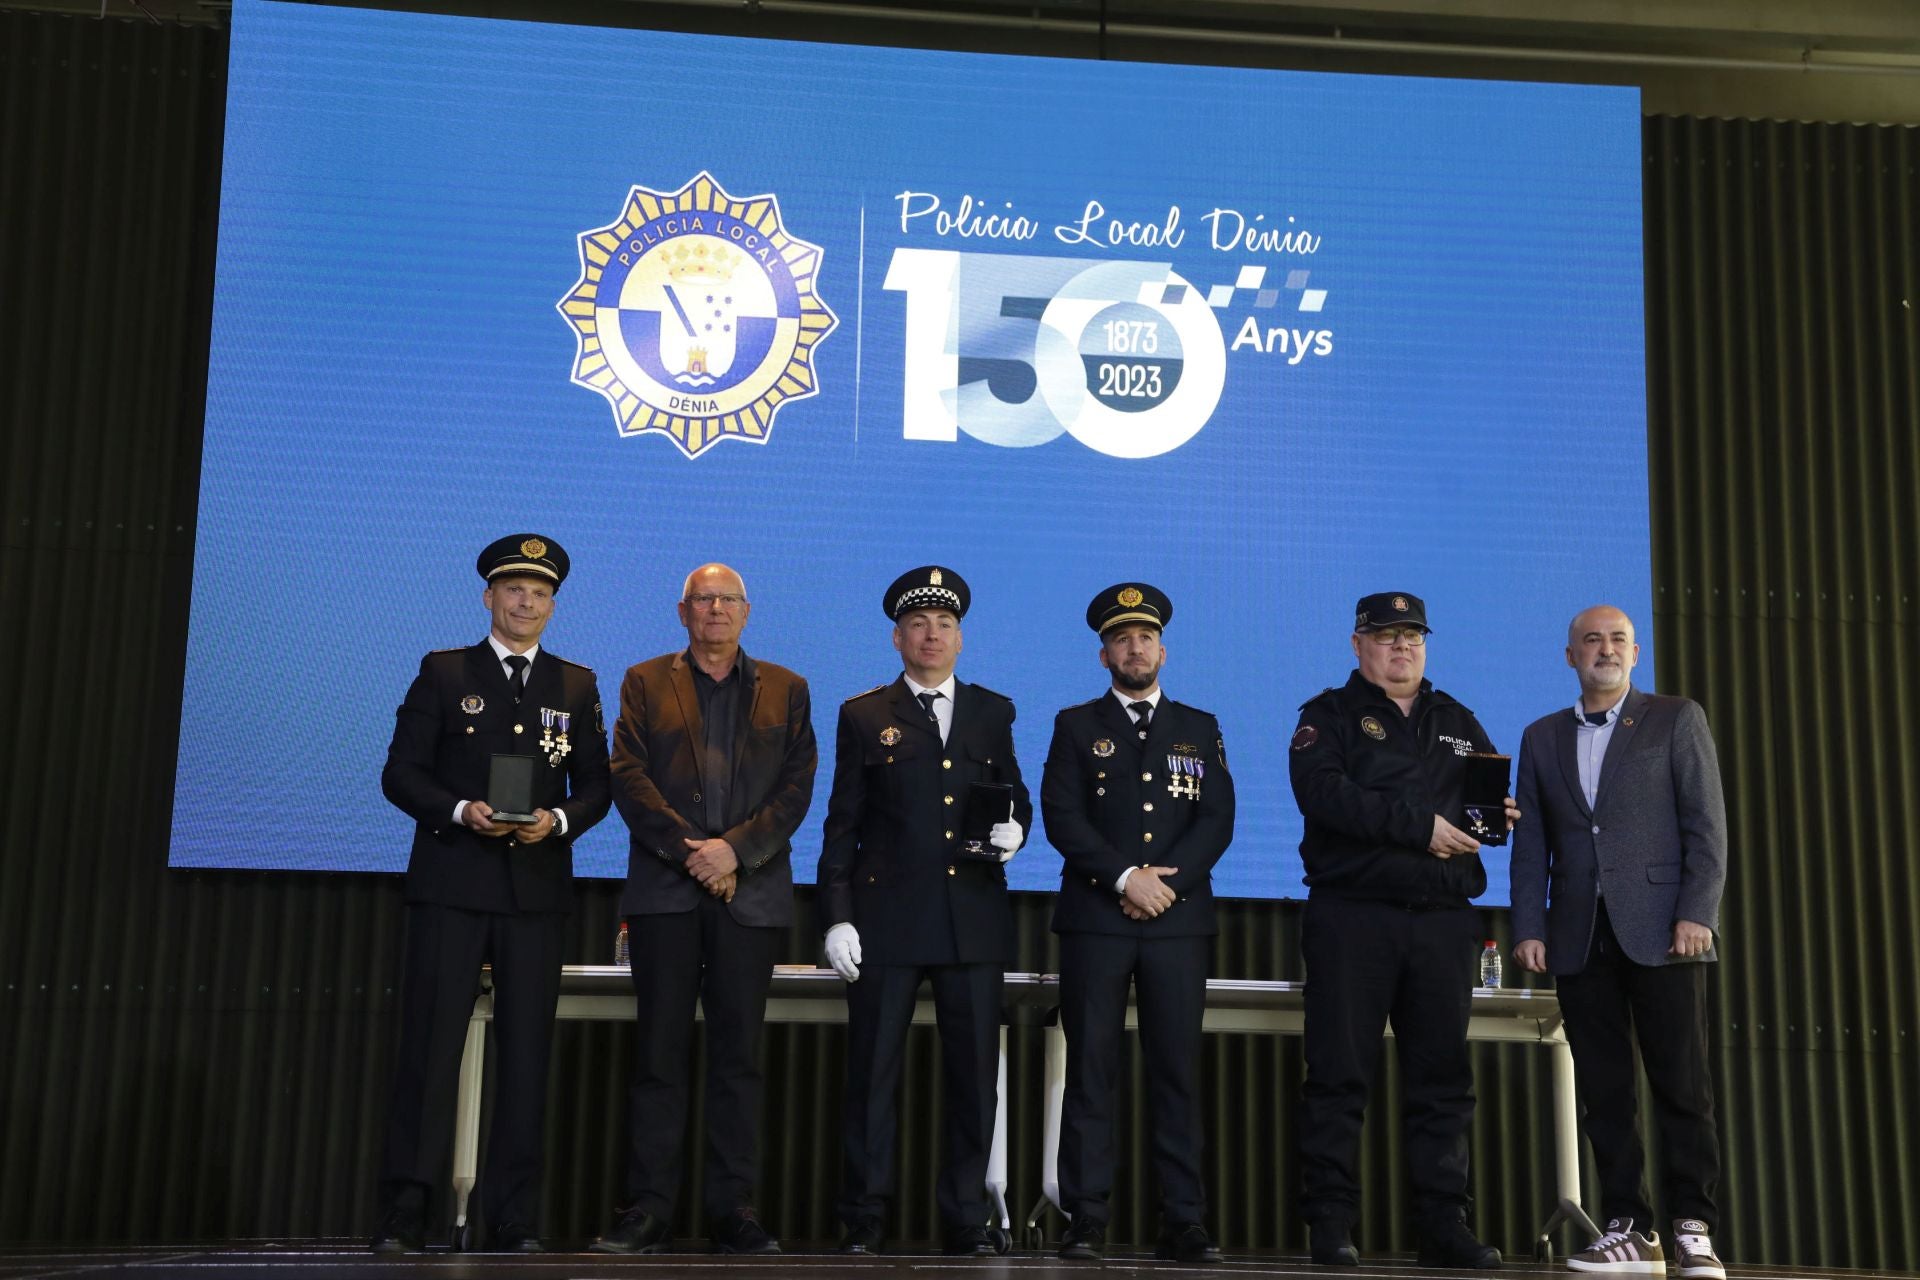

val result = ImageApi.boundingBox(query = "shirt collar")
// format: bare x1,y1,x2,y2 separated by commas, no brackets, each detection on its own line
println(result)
1572,688,1629,726
1110,686,1163,711
904,672,957,702
487,635,540,670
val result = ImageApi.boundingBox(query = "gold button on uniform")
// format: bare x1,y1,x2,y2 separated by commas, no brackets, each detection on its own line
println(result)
1097,771,1106,779
465,726,474,735
947,866,956,876
944,830,954,840
1144,833,1154,843
1142,772,1152,781
944,795,954,805
514,724,524,735
942,759,952,770
1143,802,1154,812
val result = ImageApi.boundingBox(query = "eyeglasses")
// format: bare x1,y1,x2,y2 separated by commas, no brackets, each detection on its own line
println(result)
1364,627,1427,647
686,593,747,610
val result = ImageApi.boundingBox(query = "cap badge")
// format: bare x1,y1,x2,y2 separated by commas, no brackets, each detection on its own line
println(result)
1392,596,1408,611
1092,738,1115,758
1118,587,1144,607
879,726,902,746
521,537,548,559
1360,715,1387,740
460,695,485,715
929,568,944,586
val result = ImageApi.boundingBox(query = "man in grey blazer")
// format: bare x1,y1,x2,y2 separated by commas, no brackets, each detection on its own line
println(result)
1510,605,1727,1280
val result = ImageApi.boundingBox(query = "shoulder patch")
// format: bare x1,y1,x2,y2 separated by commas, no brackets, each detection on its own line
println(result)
1291,724,1319,752
844,684,888,703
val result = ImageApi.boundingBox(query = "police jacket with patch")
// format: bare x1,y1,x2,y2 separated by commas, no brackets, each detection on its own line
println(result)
382,641,612,915
817,676,1033,966
1042,693,1235,938
1288,669,1493,905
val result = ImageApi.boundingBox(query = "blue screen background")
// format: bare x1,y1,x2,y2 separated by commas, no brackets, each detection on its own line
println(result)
173,0,1652,903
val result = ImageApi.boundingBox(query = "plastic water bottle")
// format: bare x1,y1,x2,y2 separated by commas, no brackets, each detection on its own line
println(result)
614,920,630,969
1479,939,1502,989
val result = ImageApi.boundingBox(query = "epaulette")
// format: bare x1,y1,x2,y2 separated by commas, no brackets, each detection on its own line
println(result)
548,653,594,672
429,647,465,655
844,684,888,702
1297,685,1340,712
1168,698,1217,719
968,682,1014,703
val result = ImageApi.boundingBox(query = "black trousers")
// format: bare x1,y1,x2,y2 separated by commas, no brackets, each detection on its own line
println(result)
1298,895,1478,1225
1058,931,1210,1227
379,902,565,1231
623,896,780,1222
1557,902,1720,1230
839,961,1002,1230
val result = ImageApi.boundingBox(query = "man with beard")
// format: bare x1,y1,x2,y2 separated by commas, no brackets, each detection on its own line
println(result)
1041,583,1235,1264
816,565,1033,1256
1287,592,1513,1270
1510,605,1727,1280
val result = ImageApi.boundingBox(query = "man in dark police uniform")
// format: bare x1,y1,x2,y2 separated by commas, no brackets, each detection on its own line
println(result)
1287,592,1512,1270
817,566,1032,1256
1042,584,1235,1265
373,534,611,1253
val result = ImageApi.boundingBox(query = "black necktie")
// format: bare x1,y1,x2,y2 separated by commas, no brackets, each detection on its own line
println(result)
916,690,942,726
505,654,529,704
1129,700,1153,737
1584,710,1609,726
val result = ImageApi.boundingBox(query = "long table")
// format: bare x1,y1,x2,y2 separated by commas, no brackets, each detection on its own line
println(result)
452,967,1593,1256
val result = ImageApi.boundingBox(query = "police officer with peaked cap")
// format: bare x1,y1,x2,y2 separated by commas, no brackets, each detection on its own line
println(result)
1287,592,1514,1269
372,534,611,1253
817,566,1033,1256
1043,583,1235,1264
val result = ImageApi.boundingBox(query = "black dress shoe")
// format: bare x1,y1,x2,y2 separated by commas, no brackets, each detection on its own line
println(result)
837,1220,883,1254
590,1207,675,1254
1416,1217,1502,1269
943,1223,996,1256
711,1207,781,1255
1156,1221,1224,1264
1309,1219,1359,1266
489,1222,545,1253
1058,1216,1106,1260
370,1205,426,1253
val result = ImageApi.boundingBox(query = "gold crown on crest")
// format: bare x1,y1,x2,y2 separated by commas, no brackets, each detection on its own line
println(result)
664,241,741,281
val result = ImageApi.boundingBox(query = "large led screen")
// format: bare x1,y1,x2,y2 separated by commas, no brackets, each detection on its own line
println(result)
172,0,1652,903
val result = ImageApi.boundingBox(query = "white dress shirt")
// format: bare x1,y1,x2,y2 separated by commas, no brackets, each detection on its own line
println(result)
903,671,958,745
1110,685,1164,894
452,638,566,833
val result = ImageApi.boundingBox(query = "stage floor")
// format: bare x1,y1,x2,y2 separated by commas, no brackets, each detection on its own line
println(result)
0,1244,1890,1280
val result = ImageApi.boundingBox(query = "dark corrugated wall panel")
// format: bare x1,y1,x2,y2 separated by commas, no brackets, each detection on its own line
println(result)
2,12,1916,1266
1644,115,1920,1270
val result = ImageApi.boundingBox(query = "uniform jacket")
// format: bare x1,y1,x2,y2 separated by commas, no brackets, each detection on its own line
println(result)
1288,670,1494,905
382,640,611,914
609,649,817,928
1509,685,1728,972
817,675,1033,966
1041,692,1235,937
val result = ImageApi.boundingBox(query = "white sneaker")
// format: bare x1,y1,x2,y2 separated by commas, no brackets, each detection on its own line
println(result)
1672,1219,1725,1280
1567,1218,1665,1274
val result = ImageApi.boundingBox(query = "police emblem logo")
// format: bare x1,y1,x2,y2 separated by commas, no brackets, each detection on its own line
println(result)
461,695,485,715
929,568,943,586
1092,739,1115,758
1392,596,1409,611
1118,587,1143,607
1360,715,1386,740
879,726,903,746
1290,724,1318,751
520,538,547,559
558,172,839,459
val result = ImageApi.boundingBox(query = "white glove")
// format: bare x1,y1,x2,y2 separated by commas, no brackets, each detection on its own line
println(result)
989,819,1024,863
825,922,863,982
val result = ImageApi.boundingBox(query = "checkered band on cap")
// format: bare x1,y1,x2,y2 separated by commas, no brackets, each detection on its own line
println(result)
894,584,961,615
